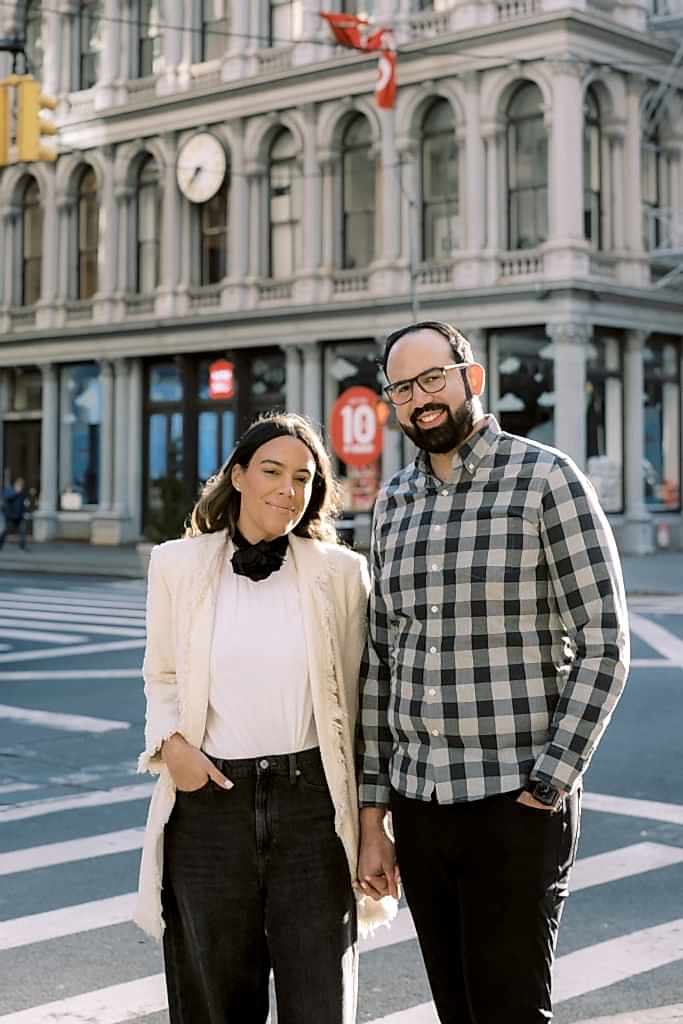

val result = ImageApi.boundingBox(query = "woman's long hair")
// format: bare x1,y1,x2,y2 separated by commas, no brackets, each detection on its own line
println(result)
187,413,341,543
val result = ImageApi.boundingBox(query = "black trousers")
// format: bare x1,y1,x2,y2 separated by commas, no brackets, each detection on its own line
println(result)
390,786,581,1024
162,747,357,1024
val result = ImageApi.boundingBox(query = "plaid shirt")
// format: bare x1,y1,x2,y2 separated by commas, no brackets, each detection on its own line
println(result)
358,416,630,806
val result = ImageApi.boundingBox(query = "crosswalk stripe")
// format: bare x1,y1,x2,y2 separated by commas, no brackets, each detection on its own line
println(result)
12,589,146,608
0,638,146,664
583,792,683,826
571,842,683,890
0,627,87,644
630,613,683,665
0,974,167,1024
0,893,136,951
0,783,38,796
0,669,142,681
0,704,131,735
0,783,154,823
631,658,680,668
570,1005,683,1023
0,828,145,876
0,616,145,638
0,604,145,625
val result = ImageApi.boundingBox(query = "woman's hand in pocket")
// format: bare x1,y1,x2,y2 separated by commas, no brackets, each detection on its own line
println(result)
161,733,233,792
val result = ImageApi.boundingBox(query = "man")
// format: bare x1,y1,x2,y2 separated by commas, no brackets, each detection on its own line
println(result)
357,321,629,1023
0,477,29,552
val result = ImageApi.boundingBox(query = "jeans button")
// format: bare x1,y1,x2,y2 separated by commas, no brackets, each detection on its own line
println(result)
259,759,269,769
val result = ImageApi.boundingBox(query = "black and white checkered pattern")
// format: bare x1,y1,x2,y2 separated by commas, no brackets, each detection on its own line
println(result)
358,416,630,805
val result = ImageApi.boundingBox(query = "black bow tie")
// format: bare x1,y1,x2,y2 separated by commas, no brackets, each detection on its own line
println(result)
230,528,289,582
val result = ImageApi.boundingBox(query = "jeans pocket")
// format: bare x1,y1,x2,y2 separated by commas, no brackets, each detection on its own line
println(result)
175,778,212,796
298,761,329,793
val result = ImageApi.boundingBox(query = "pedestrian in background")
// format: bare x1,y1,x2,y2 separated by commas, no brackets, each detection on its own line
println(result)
0,477,29,552
136,412,395,1024
357,321,630,1023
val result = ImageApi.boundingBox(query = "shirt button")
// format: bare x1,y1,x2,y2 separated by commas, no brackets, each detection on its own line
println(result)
428,688,436,696
431,564,439,571
429,646,437,654
259,759,269,769
431,605,438,613
468,463,474,472
431,728,440,736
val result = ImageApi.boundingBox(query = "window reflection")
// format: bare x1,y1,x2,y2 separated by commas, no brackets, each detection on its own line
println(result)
59,363,101,506
494,335,554,444
586,335,623,513
643,339,680,511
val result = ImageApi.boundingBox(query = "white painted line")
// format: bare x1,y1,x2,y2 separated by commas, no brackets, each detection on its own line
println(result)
0,828,145,876
369,1006,437,1024
584,792,683,826
0,617,145,638
554,918,683,1002
3,595,146,613
0,645,10,652
0,638,145,664
0,782,153,823
0,893,136,951
0,973,167,1023
0,606,145,626
0,627,87,644
0,669,142,681
15,586,145,601
631,659,680,668
572,1004,683,1023
571,843,683,891
630,613,683,665
0,704,130,735
0,782,39,796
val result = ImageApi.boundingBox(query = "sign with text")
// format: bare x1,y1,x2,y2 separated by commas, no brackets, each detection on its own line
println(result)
330,386,383,467
208,359,235,400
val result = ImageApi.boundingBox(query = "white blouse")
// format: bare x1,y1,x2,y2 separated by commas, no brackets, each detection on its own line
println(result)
202,551,318,759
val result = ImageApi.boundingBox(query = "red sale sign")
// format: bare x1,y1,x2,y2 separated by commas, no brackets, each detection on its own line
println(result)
330,386,384,467
208,359,235,400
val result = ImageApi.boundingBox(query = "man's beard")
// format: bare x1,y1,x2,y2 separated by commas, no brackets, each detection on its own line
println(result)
401,400,476,454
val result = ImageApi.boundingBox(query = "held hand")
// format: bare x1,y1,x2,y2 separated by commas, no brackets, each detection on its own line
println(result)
357,820,400,902
161,733,233,793
516,790,556,812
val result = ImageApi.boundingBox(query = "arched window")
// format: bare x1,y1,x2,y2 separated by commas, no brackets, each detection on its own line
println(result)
25,0,44,79
506,82,548,250
136,156,161,293
341,115,375,269
77,167,98,299
268,129,302,278
21,179,43,306
269,1,303,47
201,0,230,61
138,0,162,77
642,122,664,252
200,182,229,285
583,88,603,249
421,98,459,261
78,0,103,90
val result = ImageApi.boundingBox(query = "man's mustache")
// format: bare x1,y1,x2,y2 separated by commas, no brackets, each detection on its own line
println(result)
410,404,449,428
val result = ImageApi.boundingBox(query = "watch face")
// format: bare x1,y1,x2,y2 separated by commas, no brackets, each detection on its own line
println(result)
176,133,227,203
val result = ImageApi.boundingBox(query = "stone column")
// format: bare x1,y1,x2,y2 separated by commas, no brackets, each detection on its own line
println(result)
157,132,180,316
115,184,133,316
0,205,17,328
463,72,486,260
297,104,322,303
606,123,626,252
94,147,118,321
223,120,249,308
42,7,63,98
222,0,252,81
94,0,121,109
36,171,58,328
546,322,591,470
55,193,73,319
98,359,114,512
482,120,504,284
285,345,303,414
621,75,649,284
622,330,654,553
302,342,323,428
318,149,337,300
112,357,130,517
128,357,144,538
158,0,183,95
545,61,588,278
373,107,403,293
466,328,488,382
33,363,59,541
245,160,266,282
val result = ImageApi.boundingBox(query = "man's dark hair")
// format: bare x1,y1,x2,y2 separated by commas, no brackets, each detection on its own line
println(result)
381,320,474,375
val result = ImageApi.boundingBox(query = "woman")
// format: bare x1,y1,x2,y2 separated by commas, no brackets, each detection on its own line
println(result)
135,413,395,1024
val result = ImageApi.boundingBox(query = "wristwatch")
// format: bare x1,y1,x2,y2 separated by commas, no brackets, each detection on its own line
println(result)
525,781,563,810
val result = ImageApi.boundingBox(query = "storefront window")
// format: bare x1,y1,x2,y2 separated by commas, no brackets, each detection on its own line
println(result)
149,362,183,402
492,334,554,444
10,368,42,412
249,354,286,419
59,363,101,507
586,335,623,513
643,338,680,511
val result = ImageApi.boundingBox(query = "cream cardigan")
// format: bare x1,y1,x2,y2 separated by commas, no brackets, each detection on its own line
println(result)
134,529,397,940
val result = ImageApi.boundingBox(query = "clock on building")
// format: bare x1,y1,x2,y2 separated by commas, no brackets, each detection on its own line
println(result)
176,132,227,203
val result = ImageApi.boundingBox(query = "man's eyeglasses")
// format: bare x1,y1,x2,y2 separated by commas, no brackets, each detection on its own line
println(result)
384,363,471,407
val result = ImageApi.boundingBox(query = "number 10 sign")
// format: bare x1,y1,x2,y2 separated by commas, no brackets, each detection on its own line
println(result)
330,386,384,467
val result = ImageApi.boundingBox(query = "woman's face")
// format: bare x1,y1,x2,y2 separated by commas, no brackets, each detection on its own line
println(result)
231,435,317,543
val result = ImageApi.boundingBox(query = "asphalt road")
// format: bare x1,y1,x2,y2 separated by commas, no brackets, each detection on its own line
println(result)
0,572,681,1024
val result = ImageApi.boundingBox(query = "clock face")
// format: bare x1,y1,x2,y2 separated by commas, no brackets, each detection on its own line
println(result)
176,132,227,203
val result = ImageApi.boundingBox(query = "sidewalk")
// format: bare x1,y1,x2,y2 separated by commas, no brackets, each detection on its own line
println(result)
0,537,681,595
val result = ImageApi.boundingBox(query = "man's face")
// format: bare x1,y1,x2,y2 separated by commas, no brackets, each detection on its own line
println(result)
385,330,476,454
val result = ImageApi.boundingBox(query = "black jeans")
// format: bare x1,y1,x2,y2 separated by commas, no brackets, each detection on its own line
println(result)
0,518,27,549
162,746,357,1024
390,786,581,1024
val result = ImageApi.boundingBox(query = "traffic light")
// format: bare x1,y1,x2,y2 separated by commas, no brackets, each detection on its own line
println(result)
15,75,57,163
0,79,10,167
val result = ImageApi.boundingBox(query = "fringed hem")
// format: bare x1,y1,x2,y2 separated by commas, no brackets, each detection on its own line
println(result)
357,894,399,938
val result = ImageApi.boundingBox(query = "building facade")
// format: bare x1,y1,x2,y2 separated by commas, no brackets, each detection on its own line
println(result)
0,0,681,552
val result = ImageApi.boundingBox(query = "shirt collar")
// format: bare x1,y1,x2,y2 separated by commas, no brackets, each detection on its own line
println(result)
415,415,501,482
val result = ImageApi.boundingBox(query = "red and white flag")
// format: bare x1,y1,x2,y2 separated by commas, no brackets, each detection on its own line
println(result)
320,11,397,109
